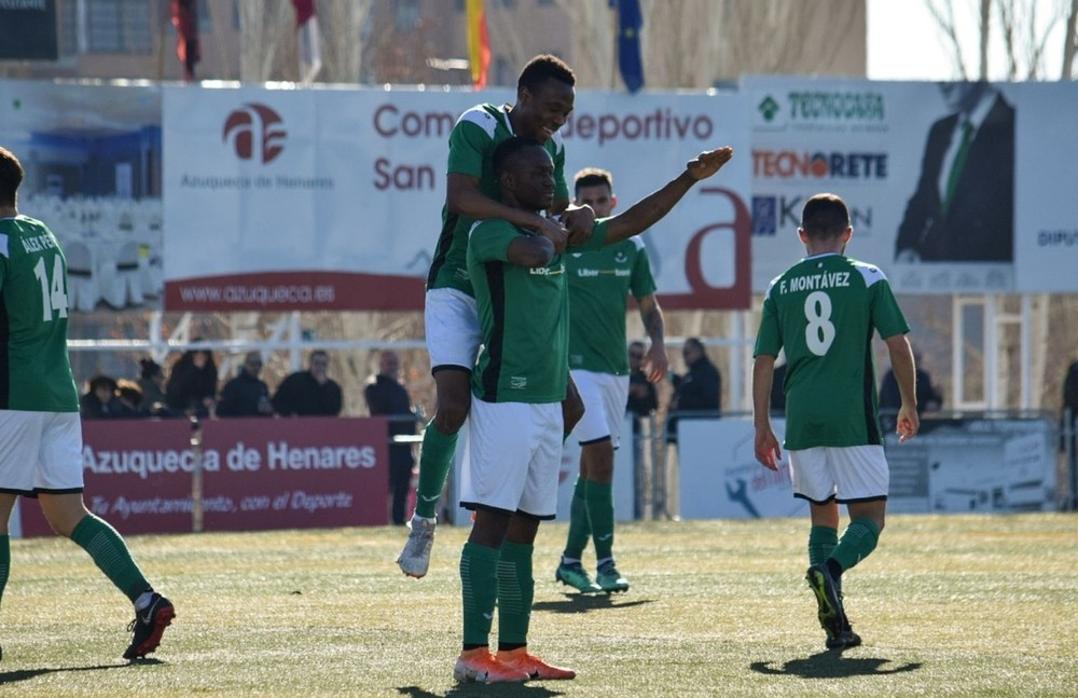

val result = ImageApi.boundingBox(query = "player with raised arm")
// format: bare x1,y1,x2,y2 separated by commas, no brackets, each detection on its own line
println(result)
454,137,733,683
0,146,174,661
397,55,595,578
752,193,919,650
556,168,666,595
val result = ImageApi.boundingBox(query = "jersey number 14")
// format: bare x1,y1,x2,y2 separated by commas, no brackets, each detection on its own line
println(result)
804,290,835,356
33,255,69,321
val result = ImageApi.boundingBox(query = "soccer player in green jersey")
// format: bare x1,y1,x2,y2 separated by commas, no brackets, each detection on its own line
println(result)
555,168,667,594
398,55,595,578
0,147,174,660
453,137,733,683
752,193,919,650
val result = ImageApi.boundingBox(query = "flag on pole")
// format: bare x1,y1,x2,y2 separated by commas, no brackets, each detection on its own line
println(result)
466,0,490,89
292,0,322,84
613,0,644,93
170,0,200,83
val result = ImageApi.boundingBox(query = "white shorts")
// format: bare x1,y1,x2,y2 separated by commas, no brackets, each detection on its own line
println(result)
460,398,563,519
788,445,889,504
424,288,481,372
0,410,85,496
569,370,629,449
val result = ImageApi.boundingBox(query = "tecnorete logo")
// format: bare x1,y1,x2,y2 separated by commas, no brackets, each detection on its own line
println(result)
222,103,286,164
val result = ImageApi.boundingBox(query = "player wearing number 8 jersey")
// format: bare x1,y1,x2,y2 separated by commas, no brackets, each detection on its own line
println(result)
752,193,919,650
0,146,174,661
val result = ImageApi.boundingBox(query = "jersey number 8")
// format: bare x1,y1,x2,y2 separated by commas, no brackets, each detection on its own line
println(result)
803,290,835,356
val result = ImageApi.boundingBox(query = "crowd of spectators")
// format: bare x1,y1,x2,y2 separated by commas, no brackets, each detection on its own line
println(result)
79,349,344,421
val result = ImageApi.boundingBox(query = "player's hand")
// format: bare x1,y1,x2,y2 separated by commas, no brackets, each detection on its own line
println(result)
535,216,569,253
754,426,782,471
561,204,596,247
686,146,734,181
643,343,668,383
896,403,920,443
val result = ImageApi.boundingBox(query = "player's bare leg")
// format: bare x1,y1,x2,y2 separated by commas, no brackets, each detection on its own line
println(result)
0,494,16,662
38,493,174,659
398,368,471,578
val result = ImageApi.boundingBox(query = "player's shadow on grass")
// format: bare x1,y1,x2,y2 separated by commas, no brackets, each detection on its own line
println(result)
750,651,922,679
397,684,565,698
531,595,655,615
0,658,162,686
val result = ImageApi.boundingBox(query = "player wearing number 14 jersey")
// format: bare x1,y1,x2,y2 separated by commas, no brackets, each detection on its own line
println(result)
0,146,174,661
752,193,919,650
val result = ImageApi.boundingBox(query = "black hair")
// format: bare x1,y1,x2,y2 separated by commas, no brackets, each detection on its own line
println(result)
801,193,850,240
684,337,707,355
574,167,613,195
492,137,546,178
0,146,24,208
89,375,118,394
139,358,163,380
517,54,575,94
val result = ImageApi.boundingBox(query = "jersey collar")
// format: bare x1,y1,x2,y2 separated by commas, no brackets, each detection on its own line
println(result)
801,251,841,261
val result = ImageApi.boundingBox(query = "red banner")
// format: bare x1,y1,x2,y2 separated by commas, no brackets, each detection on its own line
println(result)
19,417,389,536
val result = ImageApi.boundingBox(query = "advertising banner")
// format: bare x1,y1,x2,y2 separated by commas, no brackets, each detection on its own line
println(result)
0,0,58,60
163,85,751,311
0,79,163,310
18,417,390,536
677,416,1057,519
745,76,1020,294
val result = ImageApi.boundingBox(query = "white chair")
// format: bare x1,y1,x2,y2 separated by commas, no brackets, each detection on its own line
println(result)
65,240,100,313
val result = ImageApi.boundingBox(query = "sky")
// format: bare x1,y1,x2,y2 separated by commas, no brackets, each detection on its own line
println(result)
867,0,1071,81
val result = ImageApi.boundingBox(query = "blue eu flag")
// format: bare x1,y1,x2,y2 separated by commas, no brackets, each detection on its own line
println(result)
613,0,644,93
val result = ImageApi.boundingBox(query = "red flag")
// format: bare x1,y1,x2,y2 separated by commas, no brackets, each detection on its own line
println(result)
291,0,315,27
170,0,200,82
291,0,321,83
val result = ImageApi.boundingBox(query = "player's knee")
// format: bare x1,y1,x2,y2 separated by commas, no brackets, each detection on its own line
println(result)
435,398,470,434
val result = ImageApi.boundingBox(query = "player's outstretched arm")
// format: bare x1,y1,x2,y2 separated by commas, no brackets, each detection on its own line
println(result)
752,354,782,470
448,173,569,246
601,147,734,246
884,334,920,442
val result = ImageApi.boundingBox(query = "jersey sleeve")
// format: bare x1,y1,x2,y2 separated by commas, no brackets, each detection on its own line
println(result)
870,279,910,339
570,218,609,253
753,290,783,357
447,119,492,178
630,244,658,299
553,143,569,204
0,233,7,288
469,220,521,263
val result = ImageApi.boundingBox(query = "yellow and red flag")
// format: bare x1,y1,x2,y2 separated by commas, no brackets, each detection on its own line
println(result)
466,0,490,89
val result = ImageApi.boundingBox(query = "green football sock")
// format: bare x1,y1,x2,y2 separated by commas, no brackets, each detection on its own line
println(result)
585,480,615,564
415,420,459,519
496,541,534,648
460,542,499,648
69,515,151,603
828,518,881,574
562,478,590,562
0,534,9,607
808,525,838,566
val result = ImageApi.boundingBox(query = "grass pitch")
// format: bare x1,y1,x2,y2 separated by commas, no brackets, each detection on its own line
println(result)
2,514,1076,697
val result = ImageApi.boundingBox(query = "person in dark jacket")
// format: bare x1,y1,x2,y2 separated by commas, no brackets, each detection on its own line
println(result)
165,348,218,417
273,350,342,417
667,338,721,444
113,379,147,419
80,375,120,420
626,340,659,421
879,352,942,415
364,351,418,525
217,352,273,418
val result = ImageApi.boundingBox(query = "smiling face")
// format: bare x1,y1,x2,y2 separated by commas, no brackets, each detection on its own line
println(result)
517,78,575,142
501,145,556,211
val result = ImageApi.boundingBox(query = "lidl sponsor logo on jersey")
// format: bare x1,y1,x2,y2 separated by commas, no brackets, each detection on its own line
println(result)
753,150,888,179
223,103,286,164
529,264,565,276
752,195,873,236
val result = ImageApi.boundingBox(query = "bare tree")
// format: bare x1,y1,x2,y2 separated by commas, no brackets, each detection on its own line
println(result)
926,0,970,78
1065,0,1078,78
979,0,991,79
318,0,375,84
554,0,617,88
237,0,294,82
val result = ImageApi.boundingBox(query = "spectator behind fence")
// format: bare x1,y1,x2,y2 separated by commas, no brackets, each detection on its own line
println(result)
80,375,120,419
364,351,418,526
667,338,722,444
217,352,273,418
1064,361,1078,454
113,379,146,419
165,348,218,417
626,340,658,428
880,351,942,415
273,350,342,417
137,358,176,418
